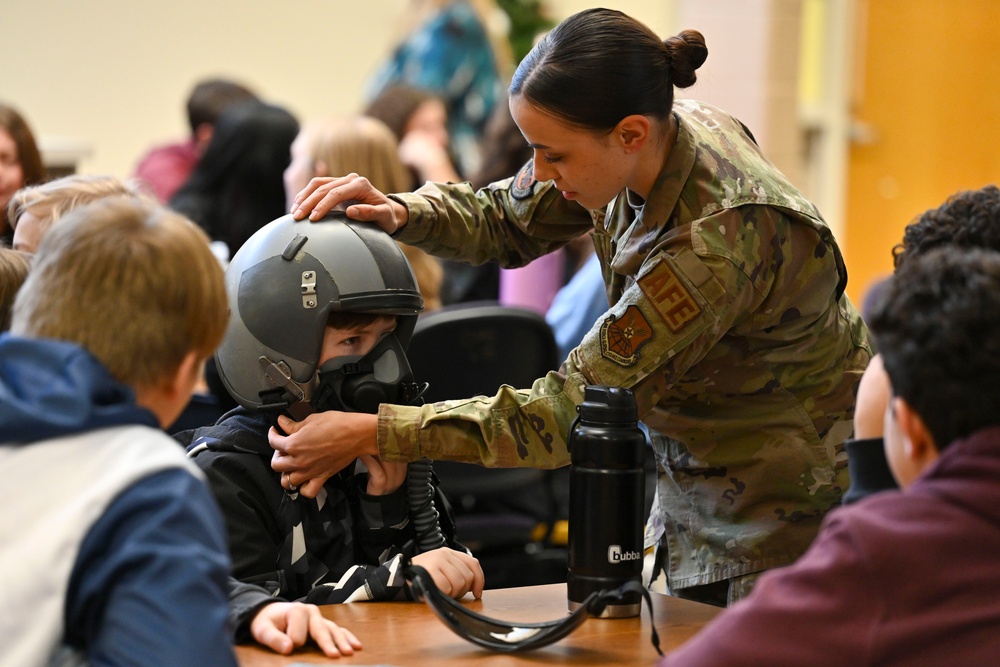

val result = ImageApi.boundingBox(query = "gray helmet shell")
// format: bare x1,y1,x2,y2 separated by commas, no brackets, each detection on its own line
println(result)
216,212,423,410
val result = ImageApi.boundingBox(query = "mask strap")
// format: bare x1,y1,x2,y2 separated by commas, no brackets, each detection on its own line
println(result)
403,562,662,655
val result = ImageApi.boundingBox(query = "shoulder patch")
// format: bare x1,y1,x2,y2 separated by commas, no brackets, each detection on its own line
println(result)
599,305,653,366
511,160,536,200
637,261,702,333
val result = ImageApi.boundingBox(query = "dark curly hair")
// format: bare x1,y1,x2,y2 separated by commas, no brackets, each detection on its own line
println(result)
893,185,1000,269
870,246,1000,449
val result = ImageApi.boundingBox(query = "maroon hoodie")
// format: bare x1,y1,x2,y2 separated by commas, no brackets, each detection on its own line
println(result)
660,425,1000,667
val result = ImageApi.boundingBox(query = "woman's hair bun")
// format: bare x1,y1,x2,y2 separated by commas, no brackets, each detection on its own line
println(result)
664,29,708,89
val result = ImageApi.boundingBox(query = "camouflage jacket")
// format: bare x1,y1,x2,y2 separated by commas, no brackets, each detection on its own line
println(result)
382,99,872,589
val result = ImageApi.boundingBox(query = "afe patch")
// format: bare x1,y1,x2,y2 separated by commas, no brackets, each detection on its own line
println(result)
637,261,701,333
511,160,536,200
600,305,653,366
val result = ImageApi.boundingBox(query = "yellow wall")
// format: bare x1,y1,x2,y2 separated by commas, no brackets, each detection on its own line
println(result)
844,0,1000,308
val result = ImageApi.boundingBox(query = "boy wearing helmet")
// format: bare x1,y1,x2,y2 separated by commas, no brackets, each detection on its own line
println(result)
175,213,483,603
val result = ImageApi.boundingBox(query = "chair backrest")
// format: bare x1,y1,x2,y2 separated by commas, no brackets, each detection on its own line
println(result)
408,300,561,402
406,302,568,586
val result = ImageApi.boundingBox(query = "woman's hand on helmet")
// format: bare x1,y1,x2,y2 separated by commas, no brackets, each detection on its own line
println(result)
289,173,409,234
269,412,379,498
361,455,408,496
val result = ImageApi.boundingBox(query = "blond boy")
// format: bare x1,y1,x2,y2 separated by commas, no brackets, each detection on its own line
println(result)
0,200,358,665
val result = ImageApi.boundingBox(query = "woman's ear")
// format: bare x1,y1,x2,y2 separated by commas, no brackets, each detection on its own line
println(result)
616,115,651,153
313,159,329,178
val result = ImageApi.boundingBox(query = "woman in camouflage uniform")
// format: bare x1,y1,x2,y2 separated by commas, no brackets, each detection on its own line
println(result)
275,7,871,606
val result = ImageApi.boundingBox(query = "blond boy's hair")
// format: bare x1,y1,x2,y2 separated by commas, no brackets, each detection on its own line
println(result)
11,199,228,390
7,174,149,237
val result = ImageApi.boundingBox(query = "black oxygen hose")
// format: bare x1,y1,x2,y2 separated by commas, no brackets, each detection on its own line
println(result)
407,457,447,552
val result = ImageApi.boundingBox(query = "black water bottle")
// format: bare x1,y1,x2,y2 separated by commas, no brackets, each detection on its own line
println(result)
567,386,646,617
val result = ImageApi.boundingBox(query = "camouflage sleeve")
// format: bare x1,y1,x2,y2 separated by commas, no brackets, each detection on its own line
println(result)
376,205,830,468
390,165,596,268
377,375,587,468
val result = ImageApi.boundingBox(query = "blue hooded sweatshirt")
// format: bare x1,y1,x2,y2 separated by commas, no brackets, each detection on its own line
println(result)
0,336,158,442
0,335,237,666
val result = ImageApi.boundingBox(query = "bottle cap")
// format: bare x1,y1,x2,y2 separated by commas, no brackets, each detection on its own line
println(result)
577,386,638,424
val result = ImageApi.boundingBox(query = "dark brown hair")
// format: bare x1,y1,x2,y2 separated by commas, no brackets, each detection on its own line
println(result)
509,8,707,132
364,84,442,142
0,103,46,187
186,78,258,135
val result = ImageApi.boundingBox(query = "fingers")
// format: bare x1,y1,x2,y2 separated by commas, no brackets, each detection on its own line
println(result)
290,176,337,214
435,557,473,599
359,454,386,494
279,470,298,493
281,603,310,648
413,549,486,600
469,554,486,599
251,602,361,658
273,450,328,498
280,469,329,498
455,549,486,599
292,174,371,221
359,454,383,477
343,203,386,223
290,175,350,219
252,621,294,655
270,446,293,474
288,174,403,234
298,476,327,498
277,414,299,433
361,455,410,496
309,610,363,658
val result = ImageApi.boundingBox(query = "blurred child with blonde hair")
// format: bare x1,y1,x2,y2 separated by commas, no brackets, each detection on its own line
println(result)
284,115,444,310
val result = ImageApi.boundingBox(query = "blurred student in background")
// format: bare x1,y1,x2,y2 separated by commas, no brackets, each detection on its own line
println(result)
285,115,443,310
365,0,513,177
364,84,462,188
133,78,257,204
7,174,148,254
0,103,46,246
366,85,502,305
170,99,298,261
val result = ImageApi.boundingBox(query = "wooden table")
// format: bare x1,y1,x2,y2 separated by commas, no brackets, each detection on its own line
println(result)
236,583,720,666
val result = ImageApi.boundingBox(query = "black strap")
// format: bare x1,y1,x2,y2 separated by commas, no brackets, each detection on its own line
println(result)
403,563,662,655
601,579,661,656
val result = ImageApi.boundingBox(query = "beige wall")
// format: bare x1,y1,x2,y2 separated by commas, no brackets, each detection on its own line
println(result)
4,0,411,177
3,1,672,180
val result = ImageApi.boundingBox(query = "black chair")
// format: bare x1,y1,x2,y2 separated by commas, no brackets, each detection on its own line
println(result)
408,300,561,401
407,301,569,587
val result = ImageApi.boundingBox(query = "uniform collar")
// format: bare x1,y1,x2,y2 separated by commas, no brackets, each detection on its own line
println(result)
638,108,696,231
